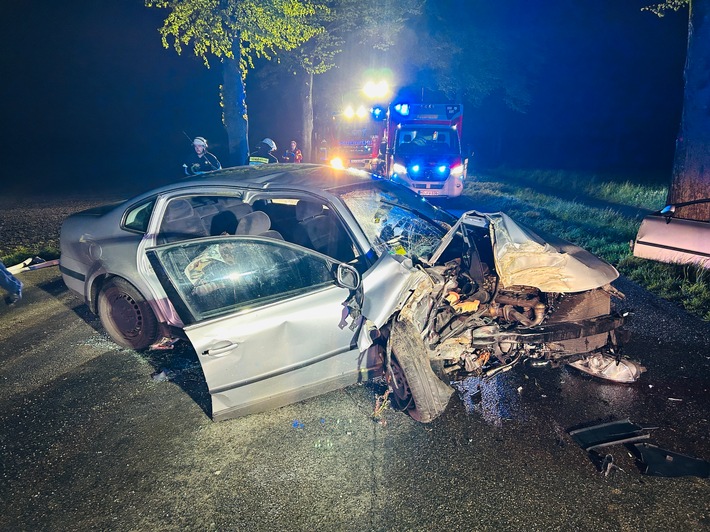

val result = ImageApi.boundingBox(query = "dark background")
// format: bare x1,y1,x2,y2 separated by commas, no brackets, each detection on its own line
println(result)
0,0,688,193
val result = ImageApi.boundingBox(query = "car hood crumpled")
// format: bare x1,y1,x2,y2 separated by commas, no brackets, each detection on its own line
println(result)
429,211,619,293
487,212,619,292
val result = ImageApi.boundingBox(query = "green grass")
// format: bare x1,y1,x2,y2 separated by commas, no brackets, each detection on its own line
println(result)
492,167,668,209
467,169,710,321
1,246,59,268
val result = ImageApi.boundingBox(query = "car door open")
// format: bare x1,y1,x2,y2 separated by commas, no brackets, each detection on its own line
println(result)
146,236,372,421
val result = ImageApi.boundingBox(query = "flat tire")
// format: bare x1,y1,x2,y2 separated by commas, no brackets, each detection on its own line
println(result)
388,319,454,423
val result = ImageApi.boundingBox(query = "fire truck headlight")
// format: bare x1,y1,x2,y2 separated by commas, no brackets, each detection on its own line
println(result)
393,163,407,175
409,164,421,176
436,165,448,175
331,157,345,169
450,164,465,178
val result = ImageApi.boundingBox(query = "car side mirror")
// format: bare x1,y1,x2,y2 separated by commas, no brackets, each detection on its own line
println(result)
660,204,676,224
335,263,361,290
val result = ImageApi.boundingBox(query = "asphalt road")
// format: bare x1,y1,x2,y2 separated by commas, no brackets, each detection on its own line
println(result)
1,264,709,531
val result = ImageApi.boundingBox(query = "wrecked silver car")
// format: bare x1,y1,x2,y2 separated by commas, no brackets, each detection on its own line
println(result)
60,165,642,422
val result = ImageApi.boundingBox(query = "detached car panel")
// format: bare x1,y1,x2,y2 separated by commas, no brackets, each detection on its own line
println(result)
633,200,710,268
60,164,642,423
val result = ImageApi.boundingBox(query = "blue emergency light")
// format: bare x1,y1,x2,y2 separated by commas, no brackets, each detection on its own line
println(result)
393,103,410,116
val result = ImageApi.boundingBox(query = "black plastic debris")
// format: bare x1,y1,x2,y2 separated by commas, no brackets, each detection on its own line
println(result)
631,443,710,478
569,419,710,478
568,419,652,451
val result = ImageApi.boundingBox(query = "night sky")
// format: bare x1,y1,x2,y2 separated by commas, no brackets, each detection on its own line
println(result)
0,0,689,194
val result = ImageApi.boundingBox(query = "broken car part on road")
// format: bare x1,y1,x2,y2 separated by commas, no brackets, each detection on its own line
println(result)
569,419,710,478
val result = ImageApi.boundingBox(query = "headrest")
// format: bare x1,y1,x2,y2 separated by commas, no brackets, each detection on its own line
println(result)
164,199,194,221
261,230,284,240
236,211,271,236
210,210,238,235
296,200,324,221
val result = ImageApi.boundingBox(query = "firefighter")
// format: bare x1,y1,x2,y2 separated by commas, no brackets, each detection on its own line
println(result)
183,136,221,176
249,138,279,165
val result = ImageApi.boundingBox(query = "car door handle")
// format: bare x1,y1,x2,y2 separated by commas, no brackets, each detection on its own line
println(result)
202,341,239,357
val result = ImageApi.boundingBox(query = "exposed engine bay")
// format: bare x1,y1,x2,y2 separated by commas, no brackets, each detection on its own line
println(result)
392,210,643,387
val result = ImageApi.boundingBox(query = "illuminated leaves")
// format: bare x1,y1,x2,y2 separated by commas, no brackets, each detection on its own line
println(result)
145,0,325,73
642,0,689,17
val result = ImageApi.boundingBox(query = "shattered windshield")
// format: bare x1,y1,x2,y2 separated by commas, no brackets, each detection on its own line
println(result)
336,180,455,260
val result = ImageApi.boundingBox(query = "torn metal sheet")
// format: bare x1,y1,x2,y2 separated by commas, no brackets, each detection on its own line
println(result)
632,443,710,478
568,419,652,451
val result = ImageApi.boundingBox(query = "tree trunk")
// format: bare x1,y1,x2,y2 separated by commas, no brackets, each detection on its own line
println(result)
669,0,710,220
222,42,250,166
297,71,314,163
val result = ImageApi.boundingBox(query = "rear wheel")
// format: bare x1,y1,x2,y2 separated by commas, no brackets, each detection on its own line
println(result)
98,277,158,350
387,320,454,423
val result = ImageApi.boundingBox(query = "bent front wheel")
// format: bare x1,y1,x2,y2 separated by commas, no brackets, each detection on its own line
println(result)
387,320,454,423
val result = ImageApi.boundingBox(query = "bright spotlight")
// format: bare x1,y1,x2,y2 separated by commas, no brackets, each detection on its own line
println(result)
363,80,390,99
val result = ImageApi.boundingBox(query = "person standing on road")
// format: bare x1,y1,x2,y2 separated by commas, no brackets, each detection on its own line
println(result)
1,260,22,306
249,138,279,165
183,136,222,176
281,140,303,163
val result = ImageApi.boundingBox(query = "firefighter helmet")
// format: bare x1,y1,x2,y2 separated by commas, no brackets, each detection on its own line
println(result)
262,138,277,152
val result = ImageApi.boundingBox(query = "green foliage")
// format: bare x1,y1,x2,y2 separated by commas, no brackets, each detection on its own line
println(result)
284,0,421,76
643,0,689,17
145,0,325,73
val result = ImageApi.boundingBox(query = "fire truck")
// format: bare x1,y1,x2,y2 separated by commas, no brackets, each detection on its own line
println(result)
325,105,386,169
382,103,467,198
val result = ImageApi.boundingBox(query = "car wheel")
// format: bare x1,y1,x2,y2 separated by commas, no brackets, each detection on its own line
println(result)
387,320,454,423
98,277,158,350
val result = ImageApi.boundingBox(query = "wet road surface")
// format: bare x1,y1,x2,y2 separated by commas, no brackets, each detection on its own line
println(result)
1,266,709,531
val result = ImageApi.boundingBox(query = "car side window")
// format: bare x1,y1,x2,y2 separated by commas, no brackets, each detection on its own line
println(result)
151,238,336,323
123,199,155,233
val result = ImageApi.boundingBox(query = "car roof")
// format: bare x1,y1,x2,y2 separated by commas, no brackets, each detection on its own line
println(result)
129,164,376,204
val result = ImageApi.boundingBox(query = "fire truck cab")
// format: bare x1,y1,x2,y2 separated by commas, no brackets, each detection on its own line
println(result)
384,103,467,198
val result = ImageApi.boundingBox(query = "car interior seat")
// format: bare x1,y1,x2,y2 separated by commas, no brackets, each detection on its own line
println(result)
294,200,345,257
159,199,207,243
236,211,283,239
210,210,238,236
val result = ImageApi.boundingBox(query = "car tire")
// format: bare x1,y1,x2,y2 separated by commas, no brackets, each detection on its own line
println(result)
387,319,454,423
98,277,158,351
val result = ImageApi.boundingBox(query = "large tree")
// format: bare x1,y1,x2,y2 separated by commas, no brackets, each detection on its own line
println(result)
647,0,710,220
146,0,323,165
277,0,420,161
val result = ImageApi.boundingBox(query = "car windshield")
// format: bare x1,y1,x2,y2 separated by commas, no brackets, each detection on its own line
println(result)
395,126,460,156
335,180,455,260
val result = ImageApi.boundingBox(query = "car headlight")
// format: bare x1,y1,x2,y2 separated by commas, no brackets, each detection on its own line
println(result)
409,164,422,177
450,164,465,178
330,157,344,169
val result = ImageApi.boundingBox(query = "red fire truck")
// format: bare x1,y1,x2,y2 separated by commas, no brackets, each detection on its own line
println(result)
325,105,386,169
383,103,467,198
